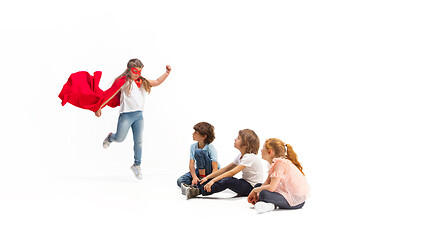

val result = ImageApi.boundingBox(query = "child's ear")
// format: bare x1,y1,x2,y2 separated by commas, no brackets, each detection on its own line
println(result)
268,149,274,156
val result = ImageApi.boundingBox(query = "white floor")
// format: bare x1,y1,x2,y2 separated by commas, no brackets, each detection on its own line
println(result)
1,148,429,240
2,160,310,239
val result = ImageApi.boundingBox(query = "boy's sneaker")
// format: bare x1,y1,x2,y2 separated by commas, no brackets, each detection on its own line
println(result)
181,183,190,195
186,186,200,200
254,201,276,213
103,133,113,149
130,165,142,180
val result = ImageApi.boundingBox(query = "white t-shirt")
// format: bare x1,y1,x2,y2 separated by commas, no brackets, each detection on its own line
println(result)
232,153,264,186
119,82,147,113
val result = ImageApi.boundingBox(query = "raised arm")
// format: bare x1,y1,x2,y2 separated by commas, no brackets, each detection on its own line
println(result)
147,65,171,87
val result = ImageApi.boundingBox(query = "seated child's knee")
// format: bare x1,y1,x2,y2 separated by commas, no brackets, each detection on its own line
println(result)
218,177,233,185
259,190,272,200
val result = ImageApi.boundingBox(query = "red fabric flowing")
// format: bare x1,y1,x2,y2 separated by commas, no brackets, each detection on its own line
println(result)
58,71,126,112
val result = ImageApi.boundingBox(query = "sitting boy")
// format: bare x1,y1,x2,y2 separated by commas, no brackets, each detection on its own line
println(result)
177,122,219,192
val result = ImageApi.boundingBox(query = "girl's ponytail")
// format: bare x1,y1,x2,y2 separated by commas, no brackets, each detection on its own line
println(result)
284,143,304,176
265,138,305,176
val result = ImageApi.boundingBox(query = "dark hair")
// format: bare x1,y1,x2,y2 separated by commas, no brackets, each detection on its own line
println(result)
238,129,260,154
193,122,215,144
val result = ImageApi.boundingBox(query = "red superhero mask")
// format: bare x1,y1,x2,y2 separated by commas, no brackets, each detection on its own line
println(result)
131,67,141,75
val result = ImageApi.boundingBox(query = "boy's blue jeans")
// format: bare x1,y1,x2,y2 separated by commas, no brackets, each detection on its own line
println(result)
176,149,214,187
194,149,213,175
108,111,143,166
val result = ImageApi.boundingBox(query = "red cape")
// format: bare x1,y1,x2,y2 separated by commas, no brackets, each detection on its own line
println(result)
58,71,126,112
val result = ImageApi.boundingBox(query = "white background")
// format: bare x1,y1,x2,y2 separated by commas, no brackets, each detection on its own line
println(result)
1,0,431,239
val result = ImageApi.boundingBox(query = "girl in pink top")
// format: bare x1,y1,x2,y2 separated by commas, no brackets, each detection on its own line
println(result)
248,138,309,213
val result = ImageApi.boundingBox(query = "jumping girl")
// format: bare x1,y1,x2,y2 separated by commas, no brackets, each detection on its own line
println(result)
100,59,171,180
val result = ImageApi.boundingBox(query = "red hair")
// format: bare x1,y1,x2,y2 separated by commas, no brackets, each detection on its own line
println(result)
264,138,305,175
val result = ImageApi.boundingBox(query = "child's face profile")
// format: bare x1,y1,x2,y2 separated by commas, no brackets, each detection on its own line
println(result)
234,135,243,150
261,145,271,162
193,130,206,143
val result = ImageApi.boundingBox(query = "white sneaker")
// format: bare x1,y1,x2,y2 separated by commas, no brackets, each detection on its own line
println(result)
130,165,142,180
181,183,190,195
255,201,276,213
103,133,113,149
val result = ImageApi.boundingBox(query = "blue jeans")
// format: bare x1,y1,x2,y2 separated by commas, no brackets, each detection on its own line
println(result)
108,111,143,166
176,169,201,187
254,183,305,209
198,177,253,196
176,149,215,187
194,149,213,175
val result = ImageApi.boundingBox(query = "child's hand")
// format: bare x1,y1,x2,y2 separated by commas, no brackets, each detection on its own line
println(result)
199,176,209,184
248,191,258,205
204,180,215,192
95,109,102,117
166,65,171,74
192,176,199,186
